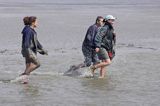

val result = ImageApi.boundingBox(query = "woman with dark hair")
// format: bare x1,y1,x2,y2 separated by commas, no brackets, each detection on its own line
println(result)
18,16,48,83
23,16,30,25
91,15,116,78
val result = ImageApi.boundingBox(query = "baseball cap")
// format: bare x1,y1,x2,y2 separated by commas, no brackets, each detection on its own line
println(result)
105,15,116,20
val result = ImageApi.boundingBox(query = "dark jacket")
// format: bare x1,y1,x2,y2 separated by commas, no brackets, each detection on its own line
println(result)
21,26,44,57
94,25,116,51
82,24,99,48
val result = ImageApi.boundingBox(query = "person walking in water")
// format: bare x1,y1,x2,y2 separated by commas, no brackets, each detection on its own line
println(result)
82,16,104,67
18,16,48,83
65,16,104,77
91,15,116,78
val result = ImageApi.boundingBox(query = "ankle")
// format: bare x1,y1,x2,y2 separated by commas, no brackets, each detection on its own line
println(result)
20,73,29,76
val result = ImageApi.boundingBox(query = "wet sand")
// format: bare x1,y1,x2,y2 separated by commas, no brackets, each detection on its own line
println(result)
0,0,160,106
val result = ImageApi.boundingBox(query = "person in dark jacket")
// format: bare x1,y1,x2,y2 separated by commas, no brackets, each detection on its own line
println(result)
91,15,116,78
64,16,104,76
20,16,47,79
82,16,104,67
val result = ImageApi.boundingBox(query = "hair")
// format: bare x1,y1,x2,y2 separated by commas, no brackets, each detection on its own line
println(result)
103,19,113,30
28,16,37,25
23,16,37,26
23,16,30,25
95,16,104,24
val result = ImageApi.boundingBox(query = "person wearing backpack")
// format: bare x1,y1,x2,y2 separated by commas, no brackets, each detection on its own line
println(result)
91,15,116,78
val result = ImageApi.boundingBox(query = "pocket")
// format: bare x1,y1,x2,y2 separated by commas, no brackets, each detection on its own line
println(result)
21,49,29,57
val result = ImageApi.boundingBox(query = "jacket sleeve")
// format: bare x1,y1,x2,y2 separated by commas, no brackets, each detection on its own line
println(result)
36,39,48,55
37,40,43,50
94,27,108,48
113,32,116,44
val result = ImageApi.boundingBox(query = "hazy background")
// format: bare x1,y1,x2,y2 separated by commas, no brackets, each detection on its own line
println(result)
0,0,160,106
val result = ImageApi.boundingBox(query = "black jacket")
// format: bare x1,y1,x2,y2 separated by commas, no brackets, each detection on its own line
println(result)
21,26,44,57
82,24,99,48
94,25,116,51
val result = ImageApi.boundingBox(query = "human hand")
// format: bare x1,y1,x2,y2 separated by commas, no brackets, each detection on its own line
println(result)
37,49,48,55
95,48,100,52
43,50,48,55
40,50,48,55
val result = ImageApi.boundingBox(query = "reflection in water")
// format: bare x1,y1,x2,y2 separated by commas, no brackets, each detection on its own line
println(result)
20,84,39,96
81,76,116,91
18,84,40,105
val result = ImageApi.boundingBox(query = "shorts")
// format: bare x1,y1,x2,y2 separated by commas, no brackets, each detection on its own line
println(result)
24,51,40,65
97,48,110,60
82,45,100,66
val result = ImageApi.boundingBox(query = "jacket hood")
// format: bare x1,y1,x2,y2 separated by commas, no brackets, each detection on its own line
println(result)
22,25,30,34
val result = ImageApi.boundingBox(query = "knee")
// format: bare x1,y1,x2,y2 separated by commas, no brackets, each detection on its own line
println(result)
108,60,112,65
104,59,111,65
35,62,40,68
107,59,112,64
36,63,41,68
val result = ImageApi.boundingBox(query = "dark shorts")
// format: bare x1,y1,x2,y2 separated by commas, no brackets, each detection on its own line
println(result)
82,45,100,66
22,50,40,65
25,55,40,65
97,48,110,60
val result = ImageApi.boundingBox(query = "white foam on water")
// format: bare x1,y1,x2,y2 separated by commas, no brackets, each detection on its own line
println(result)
32,72,64,76
79,67,94,78
10,75,29,84
0,79,12,83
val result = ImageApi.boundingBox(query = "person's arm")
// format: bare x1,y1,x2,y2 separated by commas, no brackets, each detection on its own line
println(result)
113,32,116,44
37,40,48,55
37,40,43,50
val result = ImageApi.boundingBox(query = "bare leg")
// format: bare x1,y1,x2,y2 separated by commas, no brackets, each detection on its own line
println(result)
99,66,106,78
91,59,111,71
90,59,111,78
94,59,111,69
21,63,30,75
91,62,100,76
24,63,40,75
100,67,103,77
